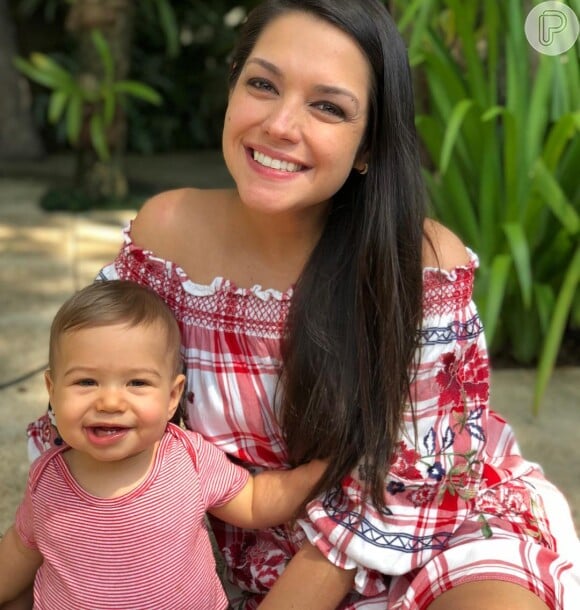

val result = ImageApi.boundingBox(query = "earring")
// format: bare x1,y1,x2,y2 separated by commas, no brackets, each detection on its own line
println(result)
358,163,369,175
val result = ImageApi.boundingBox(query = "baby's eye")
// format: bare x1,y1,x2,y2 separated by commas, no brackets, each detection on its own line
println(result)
247,78,277,93
129,379,148,387
312,102,346,119
76,378,96,387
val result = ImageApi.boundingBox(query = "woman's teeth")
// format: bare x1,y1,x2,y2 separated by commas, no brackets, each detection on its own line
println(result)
253,150,302,172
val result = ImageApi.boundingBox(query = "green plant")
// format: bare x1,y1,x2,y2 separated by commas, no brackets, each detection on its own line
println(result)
128,1,255,151
13,29,162,162
395,0,580,412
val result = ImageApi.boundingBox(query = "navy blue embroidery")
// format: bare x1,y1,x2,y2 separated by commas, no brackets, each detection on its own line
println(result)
423,428,436,454
419,315,483,345
427,462,446,481
442,426,455,450
387,481,405,495
322,488,451,552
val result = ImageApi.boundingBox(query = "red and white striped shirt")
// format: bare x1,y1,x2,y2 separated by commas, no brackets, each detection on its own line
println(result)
17,423,248,609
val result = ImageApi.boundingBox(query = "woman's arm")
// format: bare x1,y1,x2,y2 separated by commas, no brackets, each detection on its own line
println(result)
0,527,42,605
258,542,355,610
209,460,327,528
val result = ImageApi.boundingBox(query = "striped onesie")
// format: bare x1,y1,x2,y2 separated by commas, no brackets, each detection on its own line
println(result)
17,423,248,609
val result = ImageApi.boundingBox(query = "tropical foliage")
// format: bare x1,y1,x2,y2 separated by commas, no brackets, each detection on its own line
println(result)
14,30,161,163
394,0,580,411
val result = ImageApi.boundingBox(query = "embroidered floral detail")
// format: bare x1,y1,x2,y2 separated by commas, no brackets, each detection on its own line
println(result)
387,481,406,495
436,343,489,412
478,514,493,538
427,461,446,481
390,441,422,480
438,459,480,501
407,484,437,507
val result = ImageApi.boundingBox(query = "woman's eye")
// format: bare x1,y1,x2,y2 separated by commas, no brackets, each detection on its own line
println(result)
247,78,277,93
313,102,346,119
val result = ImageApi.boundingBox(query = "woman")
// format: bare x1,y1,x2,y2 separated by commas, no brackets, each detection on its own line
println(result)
26,0,579,608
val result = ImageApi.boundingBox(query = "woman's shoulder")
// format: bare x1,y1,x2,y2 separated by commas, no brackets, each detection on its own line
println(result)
131,187,233,259
422,219,471,272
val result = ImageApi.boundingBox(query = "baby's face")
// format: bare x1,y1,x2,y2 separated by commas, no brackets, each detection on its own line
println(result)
45,321,184,465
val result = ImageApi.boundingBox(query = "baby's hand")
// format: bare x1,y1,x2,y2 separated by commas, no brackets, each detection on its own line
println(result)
298,458,328,485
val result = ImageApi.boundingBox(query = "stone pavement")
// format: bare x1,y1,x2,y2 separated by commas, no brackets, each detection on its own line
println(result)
0,158,578,537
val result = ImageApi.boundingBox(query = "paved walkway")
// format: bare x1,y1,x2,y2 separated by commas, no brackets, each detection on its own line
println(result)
0,157,578,536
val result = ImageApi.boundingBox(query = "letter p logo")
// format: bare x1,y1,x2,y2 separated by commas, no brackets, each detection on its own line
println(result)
539,9,567,45
525,1,579,55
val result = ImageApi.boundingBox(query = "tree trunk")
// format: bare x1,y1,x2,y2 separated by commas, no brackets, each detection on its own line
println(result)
66,0,134,201
0,0,44,160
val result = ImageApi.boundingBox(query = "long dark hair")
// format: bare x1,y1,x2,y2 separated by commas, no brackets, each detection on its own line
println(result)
229,0,425,509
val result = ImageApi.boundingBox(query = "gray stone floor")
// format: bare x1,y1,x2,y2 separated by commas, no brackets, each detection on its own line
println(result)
0,167,578,538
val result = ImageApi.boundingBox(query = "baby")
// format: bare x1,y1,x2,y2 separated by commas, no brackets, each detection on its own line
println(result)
0,280,325,609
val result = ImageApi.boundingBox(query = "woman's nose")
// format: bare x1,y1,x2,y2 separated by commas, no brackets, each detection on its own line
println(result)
263,99,302,142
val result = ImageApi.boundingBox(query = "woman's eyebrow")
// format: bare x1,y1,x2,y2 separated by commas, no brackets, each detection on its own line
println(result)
313,85,359,110
246,57,360,109
246,57,282,76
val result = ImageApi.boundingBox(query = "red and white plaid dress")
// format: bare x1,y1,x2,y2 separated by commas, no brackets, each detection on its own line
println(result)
28,225,580,609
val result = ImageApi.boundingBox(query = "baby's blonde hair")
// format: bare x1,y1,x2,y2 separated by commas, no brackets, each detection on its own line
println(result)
49,280,182,376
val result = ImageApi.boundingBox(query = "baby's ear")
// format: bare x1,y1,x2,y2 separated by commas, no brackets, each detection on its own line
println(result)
168,374,186,421
44,369,54,397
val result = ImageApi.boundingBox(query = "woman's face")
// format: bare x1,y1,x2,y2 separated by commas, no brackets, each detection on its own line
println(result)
222,11,370,219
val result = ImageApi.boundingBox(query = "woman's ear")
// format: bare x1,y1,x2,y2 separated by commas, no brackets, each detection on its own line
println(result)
353,151,369,175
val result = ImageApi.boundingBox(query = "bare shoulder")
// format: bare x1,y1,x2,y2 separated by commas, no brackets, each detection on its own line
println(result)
131,188,199,251
422,219,471,271
131,187,233,257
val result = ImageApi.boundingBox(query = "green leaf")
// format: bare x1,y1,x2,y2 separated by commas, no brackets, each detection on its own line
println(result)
48,90,69,124
534,283,556,335
526,56,554,166
30,52,73,85
65,94,83,145
13,56,66,90
484,0,500,106
440,99,474,173
476,119,501,260
91,29,114,84
407,0,437,62
396,0,425,34
438,165,480,249
153,0,180,58
562,46,580,112
533,246,580,414
532,160,580,235
571,287,580,328
113,81,163,105
503,223,532,308
416,115,442,163
543,112,580,171
446,0,488,107
89,113,110,162
483,254,511,347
